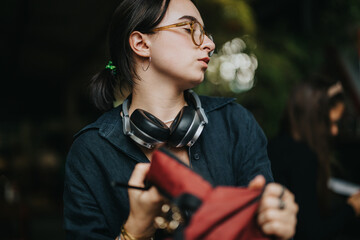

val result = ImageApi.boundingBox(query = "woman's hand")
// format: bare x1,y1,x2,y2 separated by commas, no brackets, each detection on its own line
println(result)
249,175,299,240
124,163,165,238
347,191,360,216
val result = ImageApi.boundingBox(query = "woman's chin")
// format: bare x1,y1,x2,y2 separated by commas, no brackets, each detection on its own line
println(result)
192,74,205,86
188,79,203,89
177,74,204,90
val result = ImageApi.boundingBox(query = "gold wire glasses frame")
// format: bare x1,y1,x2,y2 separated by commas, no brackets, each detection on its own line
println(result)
152,21,214,50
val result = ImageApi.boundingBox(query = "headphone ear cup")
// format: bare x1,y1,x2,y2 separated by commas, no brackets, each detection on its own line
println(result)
168,106,199,147
130,109,170,142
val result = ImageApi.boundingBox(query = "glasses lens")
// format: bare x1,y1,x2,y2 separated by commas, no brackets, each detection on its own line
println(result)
192,22,203,46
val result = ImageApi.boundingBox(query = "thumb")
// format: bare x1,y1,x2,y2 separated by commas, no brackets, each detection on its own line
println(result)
128,163,150,186
248,175,266,190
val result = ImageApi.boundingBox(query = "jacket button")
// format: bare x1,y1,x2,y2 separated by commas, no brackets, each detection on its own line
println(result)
193,153,200,160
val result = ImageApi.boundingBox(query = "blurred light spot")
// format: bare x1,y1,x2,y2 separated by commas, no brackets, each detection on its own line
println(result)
206,37,258,93
220,62,236,81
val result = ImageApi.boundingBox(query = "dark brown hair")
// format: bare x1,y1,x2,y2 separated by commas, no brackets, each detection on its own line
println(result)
282,74,345,212
89,0,171,112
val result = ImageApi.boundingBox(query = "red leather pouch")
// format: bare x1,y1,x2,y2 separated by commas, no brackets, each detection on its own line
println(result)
146,148,270,240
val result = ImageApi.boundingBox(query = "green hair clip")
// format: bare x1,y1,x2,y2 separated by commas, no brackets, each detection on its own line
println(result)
105,61,116,74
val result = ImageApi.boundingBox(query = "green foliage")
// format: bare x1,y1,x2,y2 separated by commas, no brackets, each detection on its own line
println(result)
196,0,360,138
196,0,256,45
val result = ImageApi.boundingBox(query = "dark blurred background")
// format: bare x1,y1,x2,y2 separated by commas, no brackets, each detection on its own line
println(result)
1,0,360,239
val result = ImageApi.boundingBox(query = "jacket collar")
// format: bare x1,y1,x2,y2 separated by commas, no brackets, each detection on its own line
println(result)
74,95,235,163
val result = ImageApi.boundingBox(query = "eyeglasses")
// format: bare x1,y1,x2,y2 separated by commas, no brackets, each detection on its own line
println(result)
152,21,214,56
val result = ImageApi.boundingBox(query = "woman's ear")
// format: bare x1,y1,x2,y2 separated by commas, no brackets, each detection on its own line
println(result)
129,31,151,58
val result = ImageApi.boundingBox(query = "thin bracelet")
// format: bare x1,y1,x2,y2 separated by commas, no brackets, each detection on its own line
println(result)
120,225,154,240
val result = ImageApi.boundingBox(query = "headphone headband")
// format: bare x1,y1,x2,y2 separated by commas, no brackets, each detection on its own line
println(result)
188,89,208,125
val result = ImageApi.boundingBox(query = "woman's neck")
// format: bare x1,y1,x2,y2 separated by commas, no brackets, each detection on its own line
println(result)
130,62,193,123
129,86,187,123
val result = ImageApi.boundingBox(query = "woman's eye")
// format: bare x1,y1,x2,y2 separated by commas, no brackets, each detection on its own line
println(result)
184,28,191,34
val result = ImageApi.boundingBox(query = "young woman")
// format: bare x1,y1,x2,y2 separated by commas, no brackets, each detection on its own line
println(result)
268,76,360,240
63,0,298,239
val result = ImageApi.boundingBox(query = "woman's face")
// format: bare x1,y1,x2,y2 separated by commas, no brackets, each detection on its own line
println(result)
148,0,215,89
329,102,345,136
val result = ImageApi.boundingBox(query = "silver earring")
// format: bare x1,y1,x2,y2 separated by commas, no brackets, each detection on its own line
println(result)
141,57,151,71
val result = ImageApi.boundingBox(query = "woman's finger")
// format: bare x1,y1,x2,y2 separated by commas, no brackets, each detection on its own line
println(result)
263,183,295,202
128,163,150,187
258,208,286,225
257,207,297,239
258,195,298,213
261,219,296,240
248,175,266,190
257,205,297,225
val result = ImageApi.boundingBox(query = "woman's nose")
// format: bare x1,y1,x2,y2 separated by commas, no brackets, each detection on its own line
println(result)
202,35,215,57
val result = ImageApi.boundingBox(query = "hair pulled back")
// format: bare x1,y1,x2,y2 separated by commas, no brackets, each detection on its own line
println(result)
90,0,171,112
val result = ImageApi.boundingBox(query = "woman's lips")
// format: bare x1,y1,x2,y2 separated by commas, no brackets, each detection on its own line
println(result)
199,57,210,64
198,57,210,69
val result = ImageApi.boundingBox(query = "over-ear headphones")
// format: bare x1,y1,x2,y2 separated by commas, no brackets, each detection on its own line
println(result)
122,90,208,149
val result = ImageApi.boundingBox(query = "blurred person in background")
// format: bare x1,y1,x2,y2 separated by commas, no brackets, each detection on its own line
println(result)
268,75,360,240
